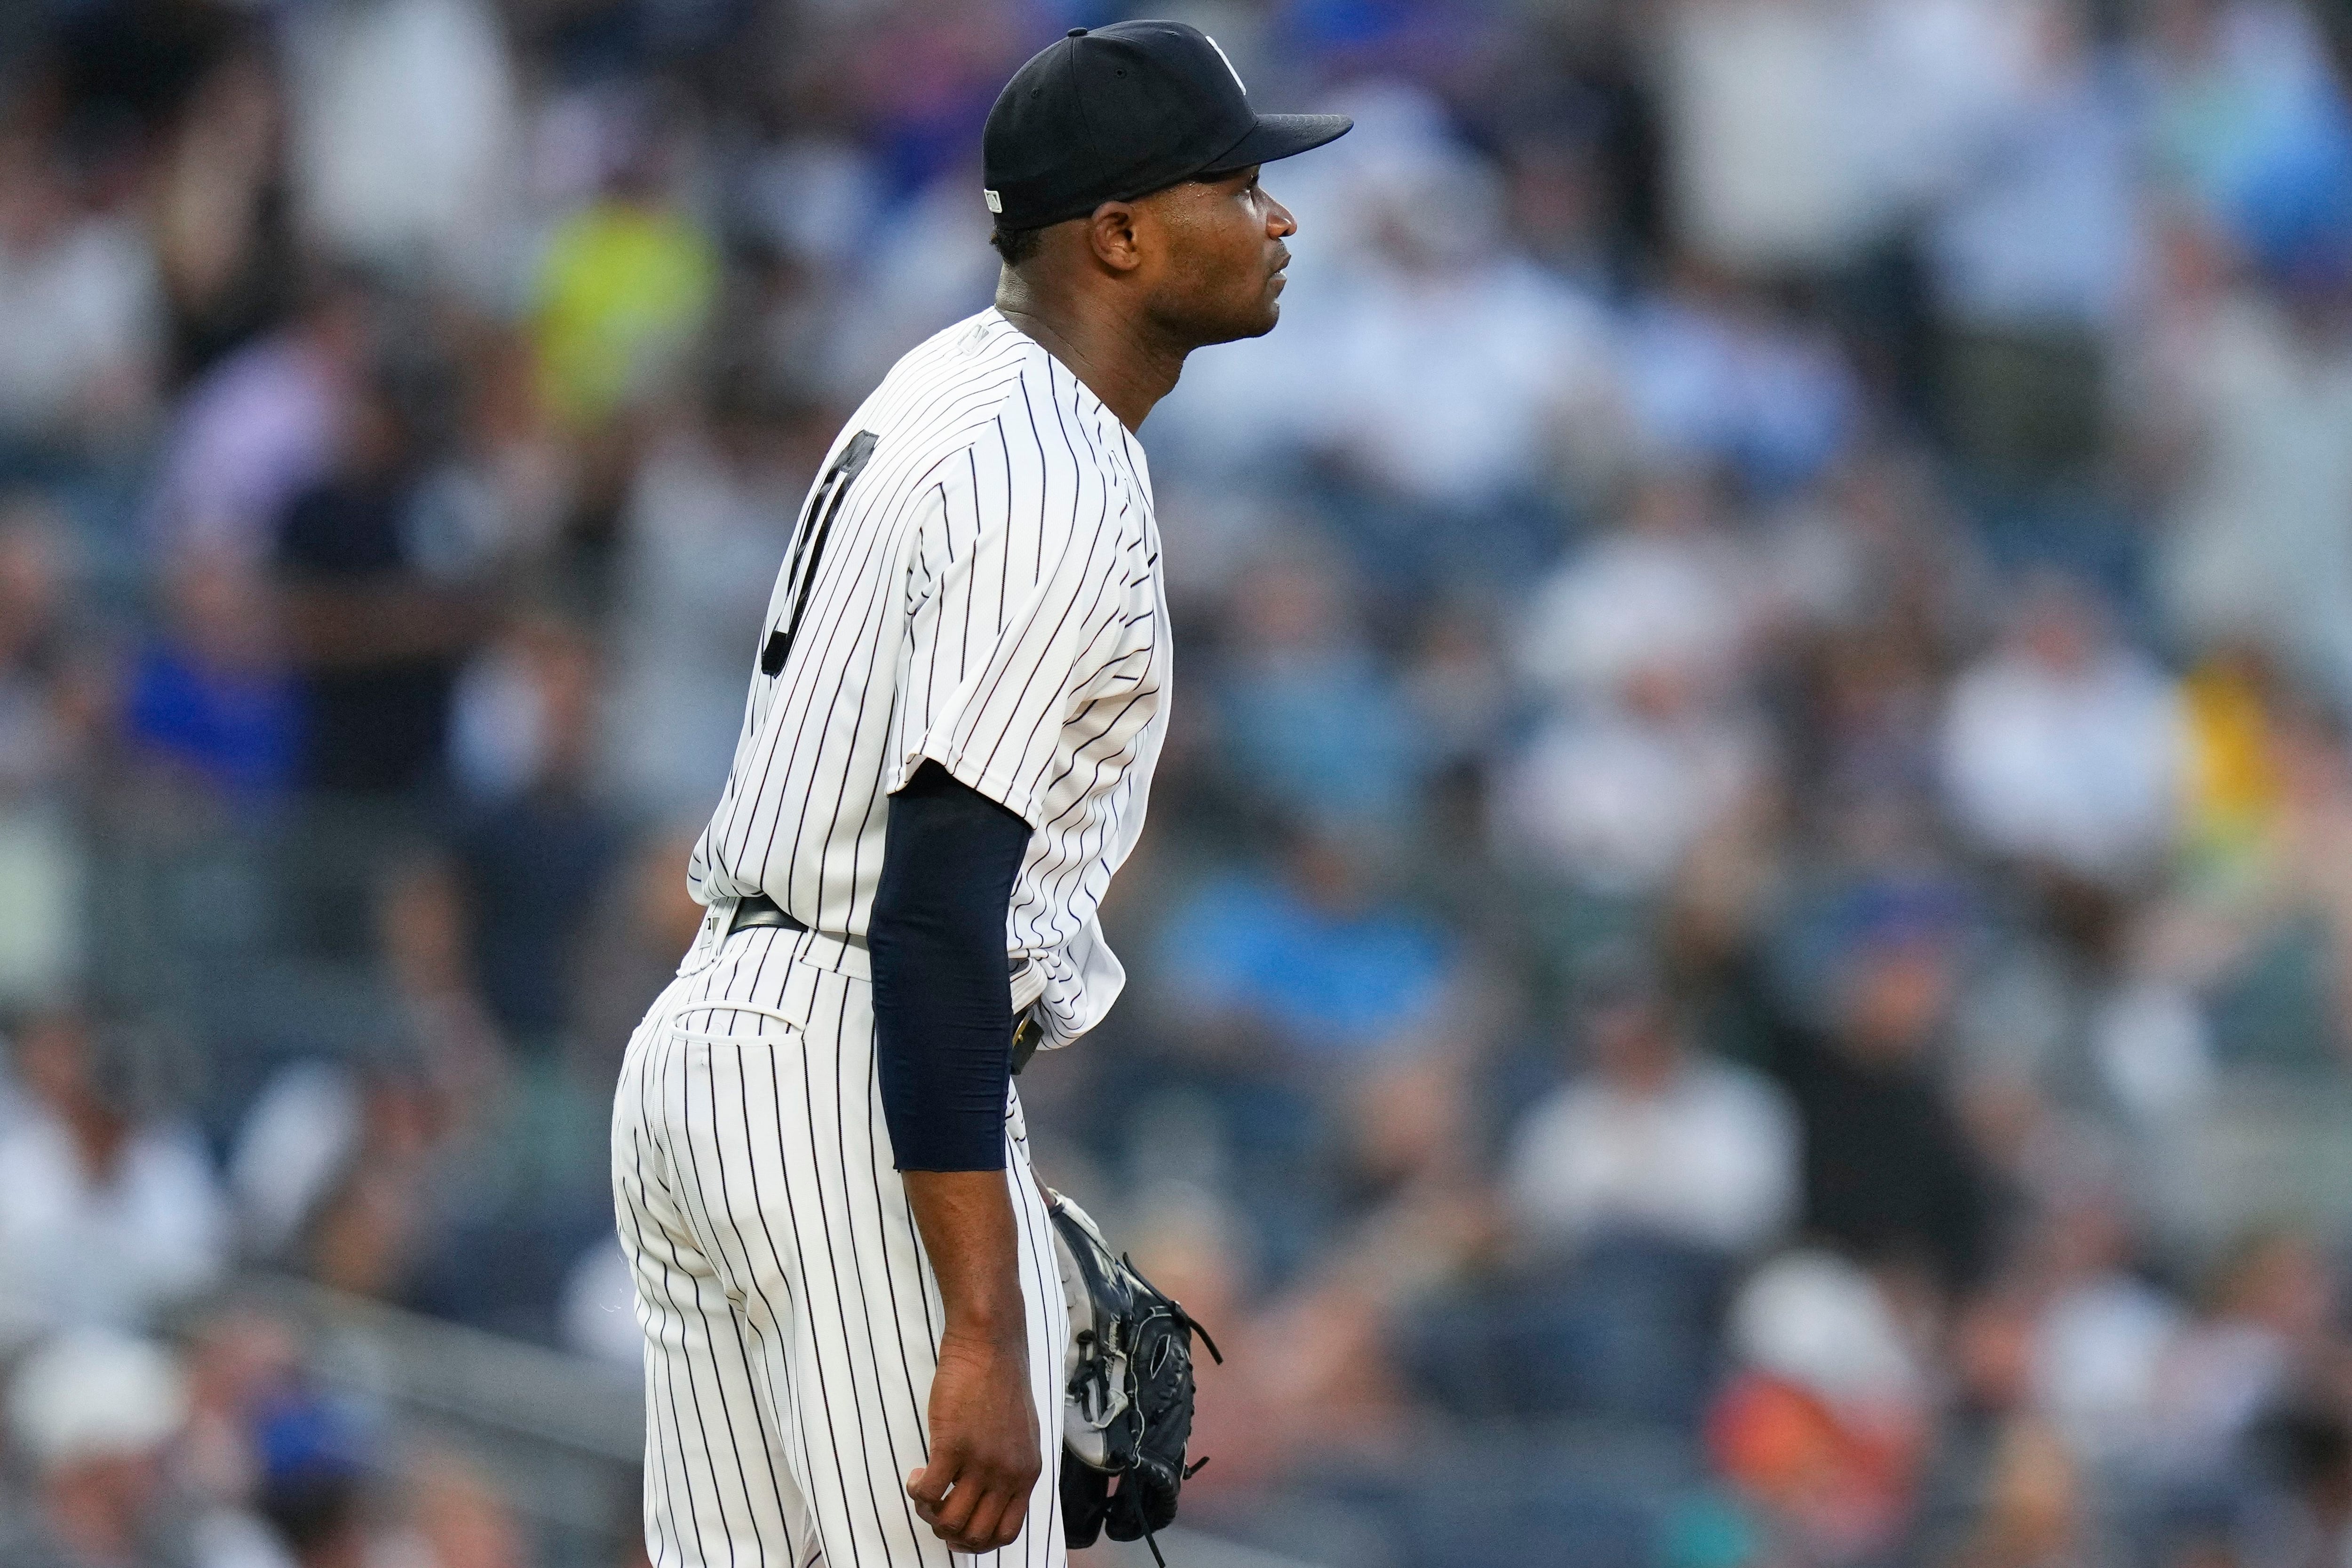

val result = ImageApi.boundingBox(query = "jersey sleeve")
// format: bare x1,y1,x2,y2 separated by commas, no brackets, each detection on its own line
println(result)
890,424,1150,828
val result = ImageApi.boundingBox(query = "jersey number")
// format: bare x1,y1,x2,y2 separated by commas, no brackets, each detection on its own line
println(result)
762,429,879,677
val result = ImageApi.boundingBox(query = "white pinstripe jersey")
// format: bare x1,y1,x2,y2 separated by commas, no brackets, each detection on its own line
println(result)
688,308,1168,1049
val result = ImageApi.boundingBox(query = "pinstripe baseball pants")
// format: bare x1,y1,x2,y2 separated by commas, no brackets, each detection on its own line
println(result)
613,909,1070,1567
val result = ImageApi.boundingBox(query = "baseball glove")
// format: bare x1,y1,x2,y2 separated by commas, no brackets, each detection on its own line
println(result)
1045,1190,1221,1563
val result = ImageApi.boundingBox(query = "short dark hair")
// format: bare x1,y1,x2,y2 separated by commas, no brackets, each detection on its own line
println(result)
990,225,1046,266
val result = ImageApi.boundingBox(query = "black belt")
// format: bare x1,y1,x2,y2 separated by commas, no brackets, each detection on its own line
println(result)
727,893,1043,1072
727,892,866,949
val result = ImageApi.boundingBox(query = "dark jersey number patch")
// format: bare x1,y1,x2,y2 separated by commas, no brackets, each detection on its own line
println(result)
763,429,879,677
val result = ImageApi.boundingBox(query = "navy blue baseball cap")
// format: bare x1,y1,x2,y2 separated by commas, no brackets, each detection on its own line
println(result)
982,20,1352,231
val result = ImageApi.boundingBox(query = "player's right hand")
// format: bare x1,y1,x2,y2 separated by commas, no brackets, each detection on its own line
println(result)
907,1325,1040,1552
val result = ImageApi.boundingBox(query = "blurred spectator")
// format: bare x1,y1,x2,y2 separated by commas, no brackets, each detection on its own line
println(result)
231,1043,525,1329
397,1451,526,1568
121,547,298,805
285,0,517,292
1766,896,1996,1293
1941,575,2187,887
2176,647,2285,880
229,1061,361,1266
1158,827,1452,1067
2025,1194,2183,1470
1214,547,1425,832
249,1392,372,1568
147,32,297,381
1661,0,1889,272
175,1308,301,1508
2140,0,2352,276
1938,1403,2087,1568
437,617,630,1053
1398,594,1512,778
1616,261,1860,498
1924,0,2143,489
1505,957,1798,1259
600,375,811,817
1661,0,2045,273
1400,953,1798,1434
2152,211,2352,711
528,117,715,431
1307,95,1620,522
732,135,884,280
174,1308,349,1568
0,1013,227,1339
279,1058,446,1306
0,128,162,461
147,280,367,571
1502,566,1772,902
2148,1229,2340,1481
2222,694,2352,1069
1708,1250,1931,1564
1503,477,1776,897
273,362,496,800
1518,472,1756,707
0,1329,194,1568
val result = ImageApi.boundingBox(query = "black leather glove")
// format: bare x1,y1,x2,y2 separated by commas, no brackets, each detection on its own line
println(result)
1047,1191,1221,1563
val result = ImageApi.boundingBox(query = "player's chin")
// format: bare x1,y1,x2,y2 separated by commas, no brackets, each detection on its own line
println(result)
1192,299,1282,345
1236,292,1283,339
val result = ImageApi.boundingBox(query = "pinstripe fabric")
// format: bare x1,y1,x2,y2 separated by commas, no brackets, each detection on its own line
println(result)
616,924,1070,1568
688,308,1168,1052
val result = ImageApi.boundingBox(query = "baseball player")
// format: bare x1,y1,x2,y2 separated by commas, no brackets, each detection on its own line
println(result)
610,22,1348,1566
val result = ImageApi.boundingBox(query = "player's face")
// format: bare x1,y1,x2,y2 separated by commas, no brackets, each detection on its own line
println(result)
1139,167,1297,345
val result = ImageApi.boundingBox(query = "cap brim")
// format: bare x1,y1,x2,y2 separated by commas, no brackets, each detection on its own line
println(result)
1201,113,1352,176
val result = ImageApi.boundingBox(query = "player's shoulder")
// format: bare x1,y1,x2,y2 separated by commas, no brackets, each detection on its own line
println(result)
869,309,1130,474
805,312,1025,505
858,310,1031,446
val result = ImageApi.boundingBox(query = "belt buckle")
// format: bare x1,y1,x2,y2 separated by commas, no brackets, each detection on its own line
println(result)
1010,1014,1042,1076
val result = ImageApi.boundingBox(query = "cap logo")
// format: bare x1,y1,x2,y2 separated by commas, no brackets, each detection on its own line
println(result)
984,189,1003,213
1204,34,1246,94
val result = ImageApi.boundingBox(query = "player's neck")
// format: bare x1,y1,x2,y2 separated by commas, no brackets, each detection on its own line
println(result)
993,287,1183,435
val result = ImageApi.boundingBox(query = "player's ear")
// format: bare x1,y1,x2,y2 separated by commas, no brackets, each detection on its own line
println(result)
1083,200,1143,273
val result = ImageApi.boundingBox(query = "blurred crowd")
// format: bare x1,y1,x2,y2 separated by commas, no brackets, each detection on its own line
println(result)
8,0,2352,1564
0,1307,568,1568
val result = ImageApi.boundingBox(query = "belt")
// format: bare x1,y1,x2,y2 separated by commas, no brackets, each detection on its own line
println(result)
726,892,866,949
727,894,1043,1073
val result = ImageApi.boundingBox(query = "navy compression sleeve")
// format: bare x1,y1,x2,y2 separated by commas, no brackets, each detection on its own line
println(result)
868,760,1033,1172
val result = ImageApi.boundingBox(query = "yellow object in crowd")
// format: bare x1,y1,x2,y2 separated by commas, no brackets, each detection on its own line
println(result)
2179,659,2280,871
531,198,717,428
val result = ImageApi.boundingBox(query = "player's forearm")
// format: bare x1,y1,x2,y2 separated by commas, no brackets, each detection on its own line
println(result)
903,1170,1028,1340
